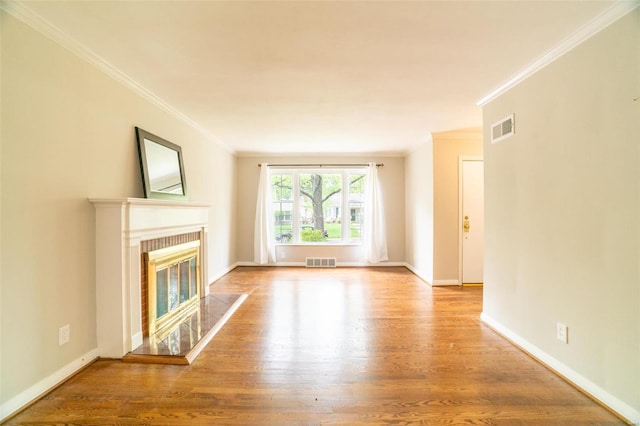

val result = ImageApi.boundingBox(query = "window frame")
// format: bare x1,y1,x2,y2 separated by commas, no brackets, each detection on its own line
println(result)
271,167,366,245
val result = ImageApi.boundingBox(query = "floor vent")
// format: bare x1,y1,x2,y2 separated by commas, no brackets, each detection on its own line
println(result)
305,257,337,268
491,113,515,143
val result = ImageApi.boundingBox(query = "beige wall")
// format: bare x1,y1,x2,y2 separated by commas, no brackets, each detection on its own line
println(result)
404,130,482,285
0,12,236,412
482,10,639,419
432,130,482,283
404,139,434,282
236,155,405,264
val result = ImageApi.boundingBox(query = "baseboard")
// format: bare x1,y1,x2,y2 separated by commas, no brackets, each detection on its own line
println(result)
432,279,460,286
0,347,100,422
403,263,432,286
339,261,406,267
236,261,407,267
236,261,304,267
481,313,639,425
131,332,143,350
208,262,239,284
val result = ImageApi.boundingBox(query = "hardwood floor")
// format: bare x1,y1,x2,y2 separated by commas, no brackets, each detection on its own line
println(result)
6,267,624,425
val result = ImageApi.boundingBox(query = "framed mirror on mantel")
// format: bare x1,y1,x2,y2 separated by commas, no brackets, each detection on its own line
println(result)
135,127,188,201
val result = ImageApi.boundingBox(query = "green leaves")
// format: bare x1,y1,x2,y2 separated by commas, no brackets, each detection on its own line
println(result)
301,228,326,242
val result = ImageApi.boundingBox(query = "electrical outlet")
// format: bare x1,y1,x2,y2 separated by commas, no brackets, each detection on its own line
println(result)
59,324,70,346
556,322,568,344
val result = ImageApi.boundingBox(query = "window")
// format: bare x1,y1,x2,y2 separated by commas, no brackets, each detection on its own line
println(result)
271,169,366,244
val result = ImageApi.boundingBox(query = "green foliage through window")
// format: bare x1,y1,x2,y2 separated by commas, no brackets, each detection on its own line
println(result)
301,228,326,242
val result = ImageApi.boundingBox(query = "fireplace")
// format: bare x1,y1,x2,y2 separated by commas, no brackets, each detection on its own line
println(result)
139,232,201,338
146,240,200,336
91,198,210,358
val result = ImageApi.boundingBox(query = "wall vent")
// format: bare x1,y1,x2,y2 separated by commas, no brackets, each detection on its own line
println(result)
305,257,337,268
491,114,515,143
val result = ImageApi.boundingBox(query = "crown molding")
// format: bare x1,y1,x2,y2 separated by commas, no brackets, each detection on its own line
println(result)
477,0,640,107
0,0,234,153
234,150,407,158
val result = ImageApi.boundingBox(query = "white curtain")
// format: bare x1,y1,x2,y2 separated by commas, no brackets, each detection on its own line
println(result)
254,163,276,264
364,163,388,263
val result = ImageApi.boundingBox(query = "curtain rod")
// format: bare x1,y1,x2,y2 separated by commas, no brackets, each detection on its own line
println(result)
258,163,383,168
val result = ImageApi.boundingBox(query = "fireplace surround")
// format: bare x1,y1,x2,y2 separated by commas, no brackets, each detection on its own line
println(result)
91,198,210,358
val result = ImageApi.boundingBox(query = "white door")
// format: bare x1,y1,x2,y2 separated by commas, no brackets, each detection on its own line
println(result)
462,160,484,284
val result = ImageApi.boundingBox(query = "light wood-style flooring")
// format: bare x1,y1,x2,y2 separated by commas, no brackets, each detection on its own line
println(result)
5,267,624,425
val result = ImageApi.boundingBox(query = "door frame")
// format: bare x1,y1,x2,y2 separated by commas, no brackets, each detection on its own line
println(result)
458,156,483,285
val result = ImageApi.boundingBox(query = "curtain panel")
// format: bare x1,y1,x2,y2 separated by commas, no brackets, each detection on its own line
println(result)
254,163,276,264
364,162,389,263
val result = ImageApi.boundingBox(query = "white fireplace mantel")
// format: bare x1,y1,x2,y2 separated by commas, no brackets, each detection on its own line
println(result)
90,198,210,358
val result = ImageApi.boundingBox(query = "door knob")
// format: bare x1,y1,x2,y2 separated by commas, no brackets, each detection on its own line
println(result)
463,215,470,232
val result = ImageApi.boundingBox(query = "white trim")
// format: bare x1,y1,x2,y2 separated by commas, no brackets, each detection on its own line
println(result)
0,348,100,422
432,279,460,286
404,263,432,286
236,261,304,267
235,151,407,158
207,262,239,286
481,313,640,425
340,261,405,267
131,332,143,350
276,242,362,247
235,261,406,267
0,0,233,153
477,1,640,106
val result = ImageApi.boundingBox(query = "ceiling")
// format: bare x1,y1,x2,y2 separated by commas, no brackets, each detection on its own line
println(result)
16,1,618,155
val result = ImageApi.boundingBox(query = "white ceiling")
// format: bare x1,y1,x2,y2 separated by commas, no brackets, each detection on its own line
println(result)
17,0,619,155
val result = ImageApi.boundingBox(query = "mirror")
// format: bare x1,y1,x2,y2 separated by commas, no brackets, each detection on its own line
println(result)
136,127,188,200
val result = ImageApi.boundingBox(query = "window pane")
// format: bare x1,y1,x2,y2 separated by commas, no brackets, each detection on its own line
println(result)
169,264,179,311
273,202,292,242
299,173,341,242
349,173,365,241
156,269,168,318
271,174,292,201
189,257,197,297
272,174,293,242
322,173,342,242
179,260,190,303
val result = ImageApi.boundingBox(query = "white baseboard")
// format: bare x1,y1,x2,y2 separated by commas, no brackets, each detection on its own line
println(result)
208,262,239,285
131,332,143,350
403,264,460,287
236,261,303,267
432,279,460,286
236,261,406,267
403,263,432,286
481,313,639,425
339,261,406,267
0,347,100,422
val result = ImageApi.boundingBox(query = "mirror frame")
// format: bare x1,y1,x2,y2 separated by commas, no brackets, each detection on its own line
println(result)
135,127,188,201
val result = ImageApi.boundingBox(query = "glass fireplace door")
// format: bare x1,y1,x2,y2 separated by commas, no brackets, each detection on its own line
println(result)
147,241,200,336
